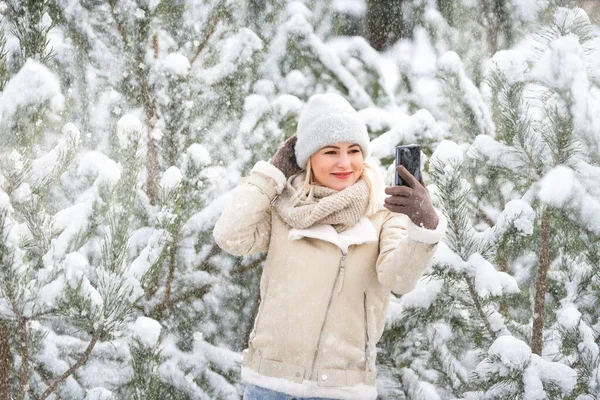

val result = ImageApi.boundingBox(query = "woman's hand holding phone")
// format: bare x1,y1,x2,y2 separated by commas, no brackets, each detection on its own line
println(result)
384,165,439,230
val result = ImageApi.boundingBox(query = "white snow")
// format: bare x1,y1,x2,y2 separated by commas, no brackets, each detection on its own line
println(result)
116,115,144,150
430,140,463,167
531,34,586,92
239,94,270,134
134,316,162,347
0,59,64,124
10,182,31,204
47,199,95,266
399,277,444,309
272,94,303,119
162,53,190,77
332,0,365,17
556,304,582,330
85,388,115,400
538,166,574,208
490,50,528,85
370,109,443,159
160,166,183,190
283,70,310,96
496,272,519,294
523,365,545,400
127,229,168,280
411,27,437,77
358,107,400,134
30,123,81,188
469,253,503,298
468,135,524,171
505,200,535,236
77,151,121,188
487,311,507,334
186,143,211,168
514,0,548,22
64,251,90,287
488,336,531,370
0,188,9,211
477,199,535,250
199,28,263,86
531,354,577,395
432,242,467,273
437,51,495,137
37,276,67,309
285,1,312,20
538,166,600,234
148,0,161,12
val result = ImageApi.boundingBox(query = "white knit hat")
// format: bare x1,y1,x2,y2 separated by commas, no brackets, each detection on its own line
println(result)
295,93,370,169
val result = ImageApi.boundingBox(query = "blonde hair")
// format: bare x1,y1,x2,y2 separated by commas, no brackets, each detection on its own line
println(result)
299,160,384,216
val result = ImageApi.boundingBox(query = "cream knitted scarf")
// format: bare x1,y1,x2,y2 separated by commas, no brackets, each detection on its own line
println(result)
274,172,370,233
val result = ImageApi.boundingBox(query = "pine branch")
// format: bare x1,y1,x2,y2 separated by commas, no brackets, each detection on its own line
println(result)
465,275,496,340
230,256,264,276
0,27,9,91
169,284,212,306
480,0,499,54
0,320,10,400
37,330,102,400
8,294,28,400
153,230,179,317
531,208,551,355
108,0,128,47
189,12,221,66
108,0,158,205
152,33,159,58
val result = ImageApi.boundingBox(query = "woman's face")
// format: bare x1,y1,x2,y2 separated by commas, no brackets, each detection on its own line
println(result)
309,142,364,191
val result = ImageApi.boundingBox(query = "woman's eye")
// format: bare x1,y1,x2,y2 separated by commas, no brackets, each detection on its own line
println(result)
350,149,360,153
325,151,336,155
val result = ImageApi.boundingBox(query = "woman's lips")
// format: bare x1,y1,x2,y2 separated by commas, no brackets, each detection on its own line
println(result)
332,172,353,179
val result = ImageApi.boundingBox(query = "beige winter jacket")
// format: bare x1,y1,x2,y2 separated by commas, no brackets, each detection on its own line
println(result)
213,161,445,400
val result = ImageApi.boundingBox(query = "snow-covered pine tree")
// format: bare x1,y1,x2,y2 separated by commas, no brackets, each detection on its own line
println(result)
468,7,600,398
377,138,535,399
0,57,150,398
3,0,597,398
378,5,600,399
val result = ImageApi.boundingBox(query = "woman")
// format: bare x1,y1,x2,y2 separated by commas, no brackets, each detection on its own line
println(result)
213,93,445,400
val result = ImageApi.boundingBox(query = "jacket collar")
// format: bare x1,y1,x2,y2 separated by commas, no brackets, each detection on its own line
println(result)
288,217,378,253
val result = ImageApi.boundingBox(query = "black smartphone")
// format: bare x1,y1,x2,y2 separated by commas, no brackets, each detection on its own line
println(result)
395,144,421,186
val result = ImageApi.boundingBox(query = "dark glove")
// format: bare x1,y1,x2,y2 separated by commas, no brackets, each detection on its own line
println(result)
270,135,302,178
384,165,439,229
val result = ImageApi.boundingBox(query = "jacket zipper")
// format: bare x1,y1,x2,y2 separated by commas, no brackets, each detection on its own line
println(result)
309,251,347,380
337,253,347,293
364,292,371,371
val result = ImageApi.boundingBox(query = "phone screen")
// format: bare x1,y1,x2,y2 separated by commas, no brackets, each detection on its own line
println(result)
395,145,421,186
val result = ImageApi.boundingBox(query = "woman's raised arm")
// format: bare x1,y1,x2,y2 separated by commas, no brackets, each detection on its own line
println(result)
213,161,286,256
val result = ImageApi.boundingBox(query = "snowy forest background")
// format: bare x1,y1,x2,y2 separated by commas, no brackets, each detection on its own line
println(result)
0,0,599,399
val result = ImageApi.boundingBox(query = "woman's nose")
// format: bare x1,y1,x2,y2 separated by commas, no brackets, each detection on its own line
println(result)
337,154,351,168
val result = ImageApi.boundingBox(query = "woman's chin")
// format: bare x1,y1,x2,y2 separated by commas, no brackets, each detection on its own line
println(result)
324,177,357,191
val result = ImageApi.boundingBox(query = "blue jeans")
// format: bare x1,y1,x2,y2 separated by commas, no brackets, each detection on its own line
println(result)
243,384,334,400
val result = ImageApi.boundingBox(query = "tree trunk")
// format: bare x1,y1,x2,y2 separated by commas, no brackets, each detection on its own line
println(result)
531,209,551,355
0,321,10,400
365,0,407,51
438,0,454,26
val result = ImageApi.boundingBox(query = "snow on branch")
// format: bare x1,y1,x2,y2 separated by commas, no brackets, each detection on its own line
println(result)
538,165,600,235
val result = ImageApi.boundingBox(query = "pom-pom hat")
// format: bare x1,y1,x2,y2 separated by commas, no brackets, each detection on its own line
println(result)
295,93,370,169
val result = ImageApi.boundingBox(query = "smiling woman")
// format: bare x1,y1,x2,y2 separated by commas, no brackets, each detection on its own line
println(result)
308,143,364,191
213,93,446,400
